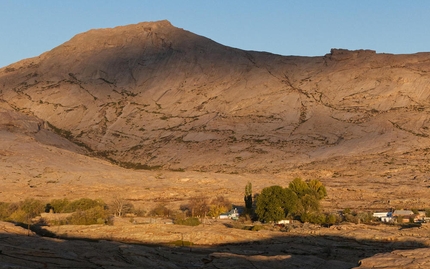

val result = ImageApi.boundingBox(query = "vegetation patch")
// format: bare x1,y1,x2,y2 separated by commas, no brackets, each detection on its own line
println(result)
174,217,201,226
119,162,162,170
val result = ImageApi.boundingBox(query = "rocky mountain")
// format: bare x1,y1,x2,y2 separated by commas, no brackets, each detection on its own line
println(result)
1,20,430,175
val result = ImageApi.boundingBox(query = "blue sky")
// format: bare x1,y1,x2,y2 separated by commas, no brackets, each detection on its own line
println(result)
1,0,430,67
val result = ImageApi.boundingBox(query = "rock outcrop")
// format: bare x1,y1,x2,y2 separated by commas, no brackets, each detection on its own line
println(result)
2,20,430,174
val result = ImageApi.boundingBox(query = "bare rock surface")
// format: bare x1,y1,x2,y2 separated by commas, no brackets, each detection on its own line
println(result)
1,221,430,268
2,21,430,175
355,248,430,269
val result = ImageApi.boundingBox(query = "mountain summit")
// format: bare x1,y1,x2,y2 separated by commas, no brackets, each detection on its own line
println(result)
2,20,430,173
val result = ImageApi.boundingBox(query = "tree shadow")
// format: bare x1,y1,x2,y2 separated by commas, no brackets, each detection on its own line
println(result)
0,222,428,269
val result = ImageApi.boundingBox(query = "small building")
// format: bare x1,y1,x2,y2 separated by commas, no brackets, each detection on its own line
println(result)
393,210,414,216
393,210,421,223
373,212,391,218
219,208,239,220
380,216,394,223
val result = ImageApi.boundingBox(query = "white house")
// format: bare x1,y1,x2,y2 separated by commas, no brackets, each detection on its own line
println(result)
372,212,392,218
373,212,393,223
219,208,239,220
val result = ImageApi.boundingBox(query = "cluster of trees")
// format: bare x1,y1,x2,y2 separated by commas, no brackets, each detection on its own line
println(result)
0,194,234,227
0,198,45,223
254,178,328,223
0,198,138,225
145,196,232,226
175,196,232,219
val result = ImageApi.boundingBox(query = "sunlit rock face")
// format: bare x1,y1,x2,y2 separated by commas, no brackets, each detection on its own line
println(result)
1,20,430,174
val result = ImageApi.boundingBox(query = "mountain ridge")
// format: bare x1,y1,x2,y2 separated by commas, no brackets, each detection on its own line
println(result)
2,20,430,174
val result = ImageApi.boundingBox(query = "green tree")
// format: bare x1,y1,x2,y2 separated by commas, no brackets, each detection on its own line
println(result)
255,186,297,222
300,194,320,214
288,178,310,198
306,179,327,200
283,188,300,215
244,182,253,211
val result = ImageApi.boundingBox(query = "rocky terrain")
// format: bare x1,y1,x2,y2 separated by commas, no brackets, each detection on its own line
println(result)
1,219,429,268
2,20,430,175
1,20,430,268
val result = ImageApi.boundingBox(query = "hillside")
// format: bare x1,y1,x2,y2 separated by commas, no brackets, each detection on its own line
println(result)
2,20,430,174
1,20,430,211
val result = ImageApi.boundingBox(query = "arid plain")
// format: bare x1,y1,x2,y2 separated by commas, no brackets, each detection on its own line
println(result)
1,20,430,268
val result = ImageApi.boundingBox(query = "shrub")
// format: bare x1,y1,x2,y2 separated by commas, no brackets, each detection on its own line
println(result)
186,197,209,217
48,198,70,213
343,208,351,215
208,196,232,218
344,213,359,224
66,206,108,225
2,199,45,223
7,209,28,223
63,198,105,213
149,204,170,217
133,208,147,217
356,212,373,224
19,199,45,217
300,212,325,224
325,213,340,225
174,217,200,226
0,202,13,220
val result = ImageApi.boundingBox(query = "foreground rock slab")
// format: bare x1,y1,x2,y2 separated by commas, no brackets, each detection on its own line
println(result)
2,221,430,268
355,248,430,269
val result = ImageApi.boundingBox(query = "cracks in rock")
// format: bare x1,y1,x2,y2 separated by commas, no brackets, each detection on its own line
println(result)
67,74,98,101
389,120,429,138
244,52,257,67
155,88,172,103
299,102,308,124
282,74,311,99
98,77,115,85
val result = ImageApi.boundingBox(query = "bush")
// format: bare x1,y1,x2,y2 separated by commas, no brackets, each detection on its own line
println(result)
19,199,45,217
208,196,232,218
344,213,359,224
0,202,14,220
184,197,209,217
1,199,45,223
356,212,373,224
174,217,200,226
63,198,105,213
325,213,340,225
7,209,28,223
343,208,351,215
300,212,326,224
343,211,373,224
66,206,108,225
48,198,70,213
134,208,147,217
149,204,170,217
